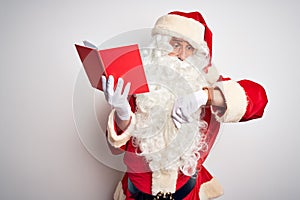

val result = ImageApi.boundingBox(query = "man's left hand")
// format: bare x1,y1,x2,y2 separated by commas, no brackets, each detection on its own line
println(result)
172,89,208,128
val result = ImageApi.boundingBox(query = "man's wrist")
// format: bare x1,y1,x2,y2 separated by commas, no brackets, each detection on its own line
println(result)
114,110,132,131
202,87,214,105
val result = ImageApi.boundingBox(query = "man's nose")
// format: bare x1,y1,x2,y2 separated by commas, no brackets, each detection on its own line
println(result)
168,48,188,60
177,49,187,61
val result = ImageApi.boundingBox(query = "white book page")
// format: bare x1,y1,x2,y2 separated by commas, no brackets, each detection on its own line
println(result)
83,40,98,49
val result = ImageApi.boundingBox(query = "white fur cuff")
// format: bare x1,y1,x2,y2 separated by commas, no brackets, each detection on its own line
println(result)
107,109,135,148
199,178,224,200
213,80,248,122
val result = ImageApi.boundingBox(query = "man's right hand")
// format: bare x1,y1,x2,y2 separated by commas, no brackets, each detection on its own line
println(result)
101,75,131,121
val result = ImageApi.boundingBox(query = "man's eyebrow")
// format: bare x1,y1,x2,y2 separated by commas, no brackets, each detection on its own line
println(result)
170,38,193,47
171,38,184,43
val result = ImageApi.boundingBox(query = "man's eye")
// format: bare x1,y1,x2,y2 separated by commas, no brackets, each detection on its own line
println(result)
187,46,194,50
173,43,180,48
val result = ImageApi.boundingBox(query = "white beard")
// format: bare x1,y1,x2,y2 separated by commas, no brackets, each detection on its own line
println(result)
130,47,210,176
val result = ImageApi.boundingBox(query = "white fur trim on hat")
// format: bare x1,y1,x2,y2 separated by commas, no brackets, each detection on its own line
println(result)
107,109,135,148
152,14,205,49
213,80,248,122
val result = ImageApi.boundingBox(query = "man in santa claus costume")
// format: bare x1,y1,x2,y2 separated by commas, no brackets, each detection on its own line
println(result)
102,11,268,200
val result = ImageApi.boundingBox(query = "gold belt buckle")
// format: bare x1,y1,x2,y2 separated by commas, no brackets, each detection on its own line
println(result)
154,191,174,200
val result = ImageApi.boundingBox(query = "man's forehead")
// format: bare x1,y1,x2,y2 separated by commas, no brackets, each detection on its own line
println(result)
170,37,185,42
170,37,193,46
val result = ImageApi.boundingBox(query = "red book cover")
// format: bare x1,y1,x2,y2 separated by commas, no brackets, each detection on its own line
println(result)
75,41,149,95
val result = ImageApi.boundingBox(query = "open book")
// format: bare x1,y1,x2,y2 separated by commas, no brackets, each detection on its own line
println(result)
75,40,149,95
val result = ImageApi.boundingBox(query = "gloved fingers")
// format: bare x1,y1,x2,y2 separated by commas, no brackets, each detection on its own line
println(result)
102,75,110,102
172,100,185,123
115,78,124,96
180,106,193,122
123,82,131,97
101,75,107,93
172,108,188,129
172,107,186,124
106,75,115,104
173,118,182,129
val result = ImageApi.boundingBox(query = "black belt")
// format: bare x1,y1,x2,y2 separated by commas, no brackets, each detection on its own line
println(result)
128,173,197,200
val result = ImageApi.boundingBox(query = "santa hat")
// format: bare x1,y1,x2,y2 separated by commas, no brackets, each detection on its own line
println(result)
152,11,213,57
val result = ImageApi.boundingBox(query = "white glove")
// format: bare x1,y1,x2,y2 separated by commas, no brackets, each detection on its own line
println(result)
101,75,131,120
172,89,208,128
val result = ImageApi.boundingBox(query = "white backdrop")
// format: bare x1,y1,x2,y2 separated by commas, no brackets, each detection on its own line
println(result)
1,0,299,199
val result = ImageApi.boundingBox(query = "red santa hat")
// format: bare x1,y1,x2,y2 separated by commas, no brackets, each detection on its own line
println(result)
152,11,213,58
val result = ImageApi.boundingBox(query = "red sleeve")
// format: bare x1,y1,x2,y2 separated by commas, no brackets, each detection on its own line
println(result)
238,79,268,121
215,75,268,122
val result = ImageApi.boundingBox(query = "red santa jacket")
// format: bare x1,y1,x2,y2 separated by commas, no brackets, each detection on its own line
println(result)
106,74,268,200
